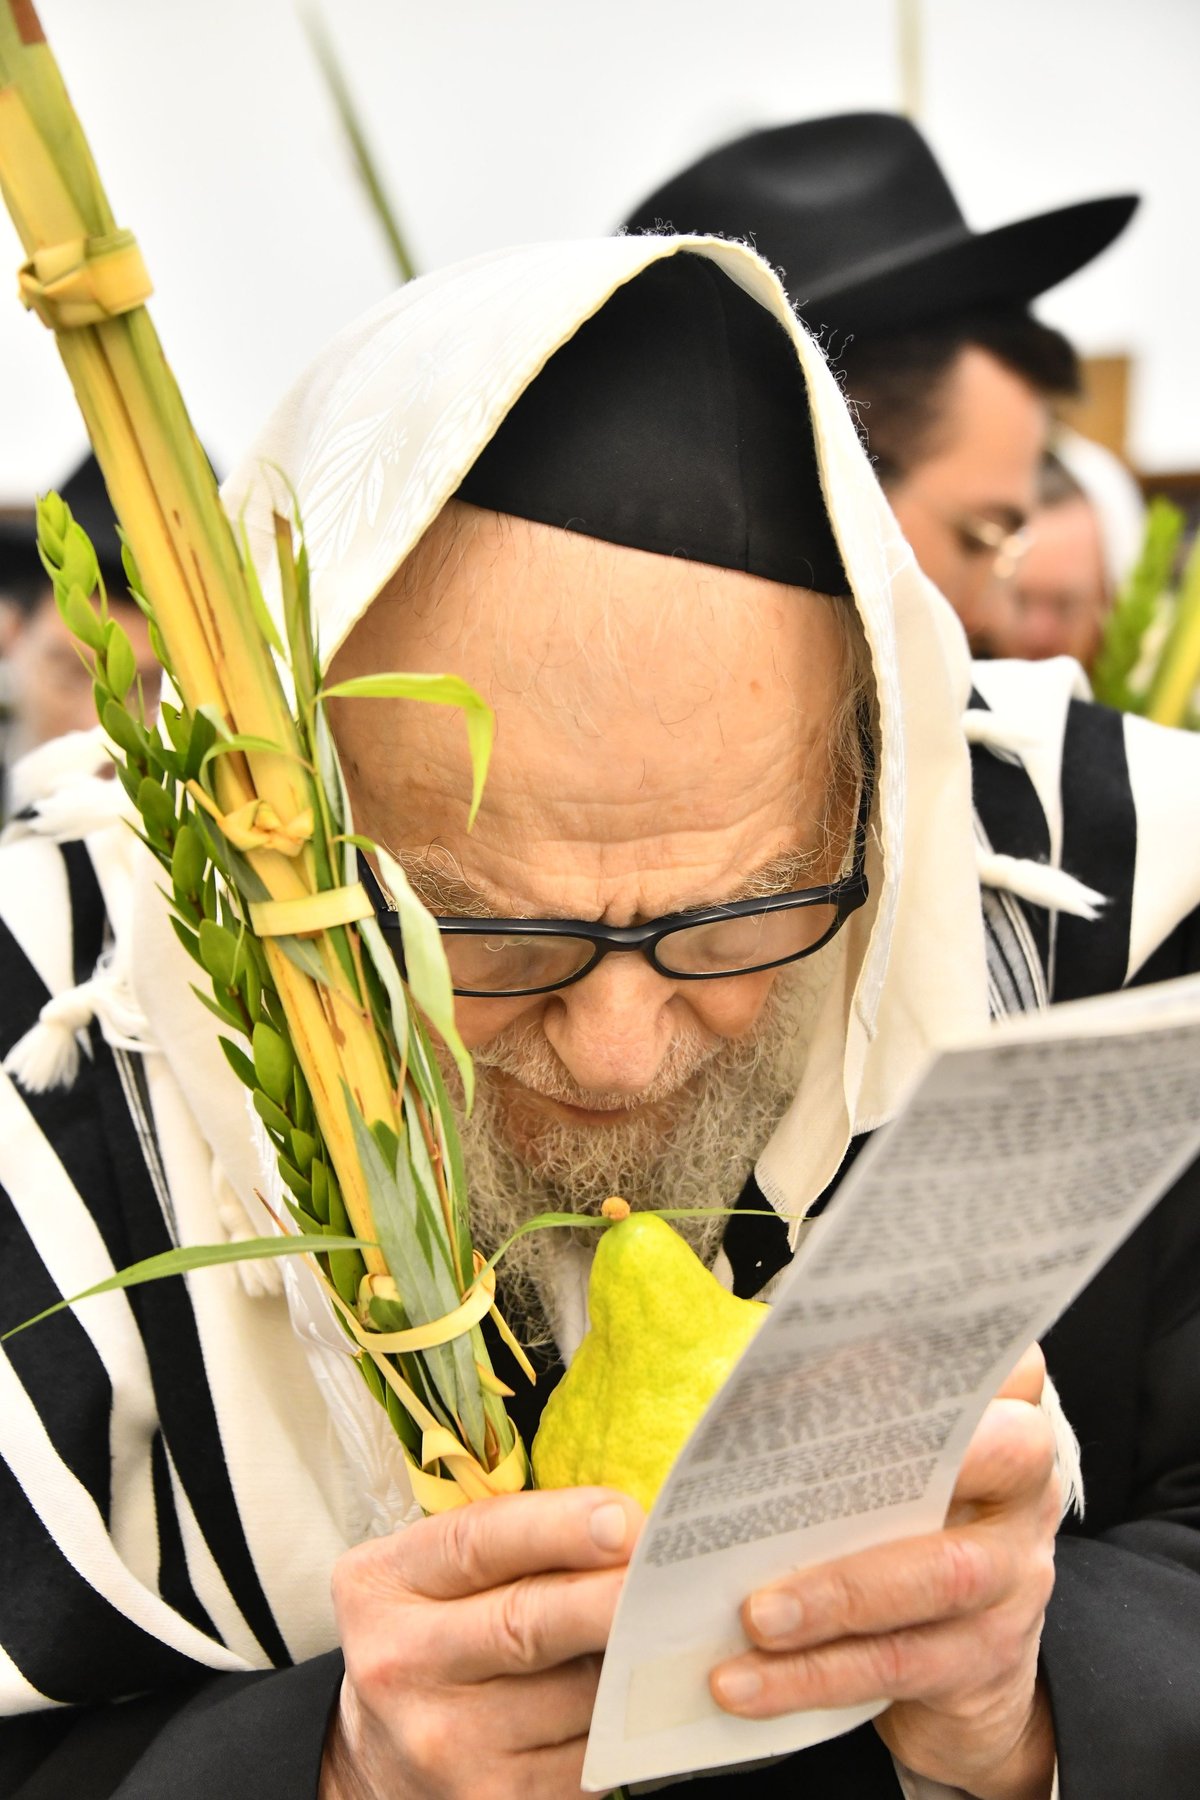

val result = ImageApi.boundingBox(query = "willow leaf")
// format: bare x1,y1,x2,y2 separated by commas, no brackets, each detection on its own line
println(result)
318,672,494,826
376,846,472,1106
2,1236,374,1341
238,512,286,660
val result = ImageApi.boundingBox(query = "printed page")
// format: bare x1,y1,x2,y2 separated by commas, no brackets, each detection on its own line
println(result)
583,975,1200,1791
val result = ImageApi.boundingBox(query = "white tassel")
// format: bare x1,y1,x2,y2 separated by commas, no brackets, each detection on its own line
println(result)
976,848,1107,921
3,985,95,1092
3,947,153,1095
962,708,1047,756
22,774,132,843
1042,1371,1085,1520
5,726,110,819
213,1165,284,1299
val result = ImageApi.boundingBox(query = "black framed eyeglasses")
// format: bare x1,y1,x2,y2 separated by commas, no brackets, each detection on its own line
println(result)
363,752,872,999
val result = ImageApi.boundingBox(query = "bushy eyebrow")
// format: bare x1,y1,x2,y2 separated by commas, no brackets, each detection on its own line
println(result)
387,841,829,923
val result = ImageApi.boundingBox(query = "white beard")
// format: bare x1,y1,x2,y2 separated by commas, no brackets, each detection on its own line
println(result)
454,964,832,1343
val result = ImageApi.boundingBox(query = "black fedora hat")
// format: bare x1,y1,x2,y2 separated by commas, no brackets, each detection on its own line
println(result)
621,113,1138,338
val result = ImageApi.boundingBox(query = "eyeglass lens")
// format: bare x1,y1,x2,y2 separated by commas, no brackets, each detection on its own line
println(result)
441,900,840,995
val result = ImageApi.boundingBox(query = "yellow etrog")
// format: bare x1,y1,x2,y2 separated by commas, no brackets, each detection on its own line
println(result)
531,1210,768,1511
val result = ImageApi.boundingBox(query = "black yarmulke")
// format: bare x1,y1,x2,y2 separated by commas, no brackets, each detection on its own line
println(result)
457,254,848,594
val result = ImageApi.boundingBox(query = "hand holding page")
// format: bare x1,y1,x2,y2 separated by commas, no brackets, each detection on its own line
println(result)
583,974,1200,1792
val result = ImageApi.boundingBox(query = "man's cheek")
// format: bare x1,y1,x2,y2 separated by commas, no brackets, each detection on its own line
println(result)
685,969,779,1038
454,994,543,1051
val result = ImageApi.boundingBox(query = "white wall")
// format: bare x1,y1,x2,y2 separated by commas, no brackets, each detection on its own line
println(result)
0,0,1195,499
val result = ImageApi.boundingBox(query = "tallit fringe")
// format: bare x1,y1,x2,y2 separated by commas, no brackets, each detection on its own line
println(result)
213,1156,284,1300
3,950,153,1094
3,996,92,1092
962,708,1047,755
20,773,130,843
1043,1371,1085,1520
976,850,1106,921
965,705,1109,920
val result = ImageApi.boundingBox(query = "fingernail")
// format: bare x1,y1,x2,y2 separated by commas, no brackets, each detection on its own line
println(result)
588,1501,628,1552
713,1664,764,1707
748,1591,802,1642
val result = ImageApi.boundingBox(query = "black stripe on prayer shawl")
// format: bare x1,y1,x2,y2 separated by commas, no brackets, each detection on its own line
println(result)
0,866,230,1702
964,691,1050,1000
1054,699,1136,1003
79,1037,292,1670
0,1458,216,1705
150,1428,219,1643
58,844,291,1668
0,922,115,1520
2,841,289,1673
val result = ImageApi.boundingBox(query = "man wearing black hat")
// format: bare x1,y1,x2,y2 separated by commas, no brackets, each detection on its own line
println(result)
623,114,1138,656
0,454,161,811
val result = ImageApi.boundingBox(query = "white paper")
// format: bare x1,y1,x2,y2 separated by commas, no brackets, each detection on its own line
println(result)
584,975,1200,1792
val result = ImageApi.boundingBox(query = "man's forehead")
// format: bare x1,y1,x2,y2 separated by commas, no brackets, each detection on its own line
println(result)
369,502,843,715
329,504,856,913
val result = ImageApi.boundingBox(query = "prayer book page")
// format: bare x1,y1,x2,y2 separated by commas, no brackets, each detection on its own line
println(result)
583,974,1200,1792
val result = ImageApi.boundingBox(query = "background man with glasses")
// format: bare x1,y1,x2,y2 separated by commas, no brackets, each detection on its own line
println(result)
622,113,1138,657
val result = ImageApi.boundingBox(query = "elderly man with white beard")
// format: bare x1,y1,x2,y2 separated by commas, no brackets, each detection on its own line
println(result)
1,239,1198,1800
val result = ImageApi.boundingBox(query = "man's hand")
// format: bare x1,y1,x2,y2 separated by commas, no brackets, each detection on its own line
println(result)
710,1345,1060,1800
321,1485,643,1800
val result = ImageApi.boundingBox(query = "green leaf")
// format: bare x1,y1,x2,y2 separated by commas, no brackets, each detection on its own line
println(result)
220,1036,257,1090
171,823,208,901
56,581,104,654
184,709,219,783
253,1021,295,1107
60,518,101,602
358,1350,387,1409
117,760,145,808
292,1066,312,1132
162,701,191,755
274,509,315,712
1092,497,1185,711
238,948,263,1022
277,1156,312,1209
36,491,67,565
104,618,137,699
309,1158,331,1223
199,733,310,776
375,846,474,1107
318,671,494,827
102,698,146,761
120,537,150,614
328,1245,364,1308
149,620,171,672
290,1128,317,1174
137,775,175,840
169,914,201,964
189,982,245,1032
274,931,330,985
198,919,241,990
238,512,287,659
253,1086,293,1139
346,1091,481,1453
1,1236,376,1341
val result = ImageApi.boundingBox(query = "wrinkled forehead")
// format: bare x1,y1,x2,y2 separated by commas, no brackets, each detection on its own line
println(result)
325,504,856,897
359,501,850,732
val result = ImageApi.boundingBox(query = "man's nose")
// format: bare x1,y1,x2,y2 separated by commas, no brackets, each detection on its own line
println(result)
541,953,685,1095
